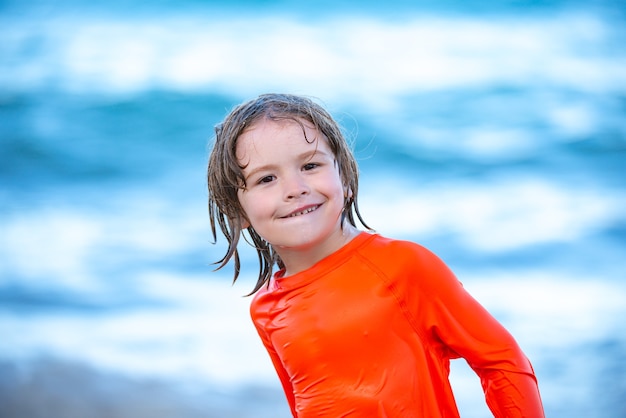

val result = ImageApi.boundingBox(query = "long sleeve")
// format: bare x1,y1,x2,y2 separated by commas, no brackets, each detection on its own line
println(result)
404,245,545,417
251,309,297,417
248,232,545,417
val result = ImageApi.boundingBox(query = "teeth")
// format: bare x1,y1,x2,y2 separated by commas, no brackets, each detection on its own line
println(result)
288,206,318,217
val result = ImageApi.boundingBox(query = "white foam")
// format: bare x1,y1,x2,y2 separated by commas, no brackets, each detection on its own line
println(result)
1,13,624,107
361,175,623,251
1,268,623,390
1,173,620,296
0,272,274,385
461,273,626,347
0,190,213,292
0,209,104,291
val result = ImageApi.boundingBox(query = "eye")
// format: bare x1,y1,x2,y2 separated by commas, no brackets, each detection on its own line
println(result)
257,175,275,184
303,162,319,171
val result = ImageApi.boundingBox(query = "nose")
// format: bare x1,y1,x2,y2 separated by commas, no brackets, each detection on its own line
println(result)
283,173,310,200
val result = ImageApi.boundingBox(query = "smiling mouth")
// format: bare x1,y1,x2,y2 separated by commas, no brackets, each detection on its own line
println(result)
285,205,320,218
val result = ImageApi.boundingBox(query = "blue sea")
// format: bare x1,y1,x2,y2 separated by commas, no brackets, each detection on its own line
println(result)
1,0,625,416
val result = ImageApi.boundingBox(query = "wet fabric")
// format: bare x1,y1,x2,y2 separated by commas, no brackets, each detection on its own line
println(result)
250,232,544,417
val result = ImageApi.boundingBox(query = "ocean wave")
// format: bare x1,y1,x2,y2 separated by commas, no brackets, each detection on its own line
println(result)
1,12,624,109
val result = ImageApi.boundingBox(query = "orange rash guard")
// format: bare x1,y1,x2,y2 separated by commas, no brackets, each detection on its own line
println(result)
250,232,544,417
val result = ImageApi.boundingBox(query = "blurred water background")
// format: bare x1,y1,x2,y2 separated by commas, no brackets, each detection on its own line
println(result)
1,0,626,417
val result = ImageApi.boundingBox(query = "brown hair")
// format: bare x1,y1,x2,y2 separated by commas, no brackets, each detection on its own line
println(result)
207,93,370,294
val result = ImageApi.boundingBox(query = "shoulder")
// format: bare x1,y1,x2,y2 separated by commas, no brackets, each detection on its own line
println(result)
358,234,445,270
249,280,277,324
357,234,458,291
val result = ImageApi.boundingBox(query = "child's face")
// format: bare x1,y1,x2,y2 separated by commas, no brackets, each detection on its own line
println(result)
236,117,347,256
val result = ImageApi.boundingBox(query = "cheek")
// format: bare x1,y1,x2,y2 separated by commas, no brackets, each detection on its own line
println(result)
239,189,271,221
237,191,254,224
325,172,346,198
239,192,253,211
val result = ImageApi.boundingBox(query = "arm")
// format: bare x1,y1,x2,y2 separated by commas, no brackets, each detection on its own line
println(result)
251,318,297,417
411,246,545,417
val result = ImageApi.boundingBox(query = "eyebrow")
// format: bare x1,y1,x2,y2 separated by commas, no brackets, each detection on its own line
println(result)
243,148,333,182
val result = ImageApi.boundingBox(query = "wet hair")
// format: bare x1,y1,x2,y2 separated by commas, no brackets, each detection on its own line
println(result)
207,93,370,295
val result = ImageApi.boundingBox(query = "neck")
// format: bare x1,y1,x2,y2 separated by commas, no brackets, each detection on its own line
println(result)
277,224,361,277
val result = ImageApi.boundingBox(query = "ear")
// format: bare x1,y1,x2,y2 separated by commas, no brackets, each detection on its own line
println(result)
229,216,250,230
344,185,353,200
